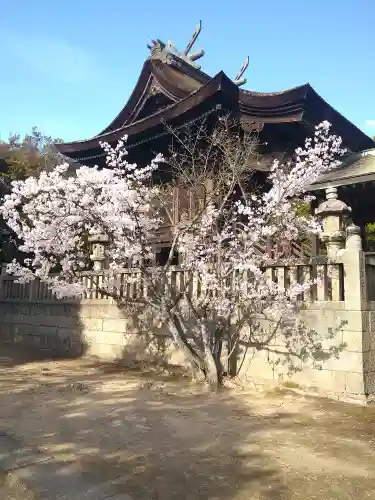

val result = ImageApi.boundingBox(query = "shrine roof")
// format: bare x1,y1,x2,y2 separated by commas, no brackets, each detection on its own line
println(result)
55,27,375,162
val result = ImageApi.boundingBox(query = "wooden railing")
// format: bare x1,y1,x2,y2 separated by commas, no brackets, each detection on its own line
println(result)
152,233,321,264
253,239,314,261
0,278,56,302
0,262,345,303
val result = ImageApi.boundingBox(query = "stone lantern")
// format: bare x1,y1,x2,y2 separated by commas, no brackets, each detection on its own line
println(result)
315,186,351,259
88,234,109,271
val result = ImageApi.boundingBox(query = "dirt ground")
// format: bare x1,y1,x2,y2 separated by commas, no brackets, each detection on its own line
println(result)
0,344,375,500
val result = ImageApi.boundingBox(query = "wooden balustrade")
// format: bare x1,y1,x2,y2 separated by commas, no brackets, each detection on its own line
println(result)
0,262,345,303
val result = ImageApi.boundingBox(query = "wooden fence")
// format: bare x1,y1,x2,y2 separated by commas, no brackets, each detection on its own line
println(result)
0,262,345,304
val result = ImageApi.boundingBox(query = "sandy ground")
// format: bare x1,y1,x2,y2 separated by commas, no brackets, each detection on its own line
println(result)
0,344,375,500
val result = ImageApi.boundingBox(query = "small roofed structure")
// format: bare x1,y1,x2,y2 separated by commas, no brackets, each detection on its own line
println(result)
55,22,374,167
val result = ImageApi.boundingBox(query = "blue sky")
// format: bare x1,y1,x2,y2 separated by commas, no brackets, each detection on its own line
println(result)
1,0,375,142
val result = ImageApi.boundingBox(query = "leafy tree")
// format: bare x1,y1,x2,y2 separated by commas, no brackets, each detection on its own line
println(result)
0,127,63,182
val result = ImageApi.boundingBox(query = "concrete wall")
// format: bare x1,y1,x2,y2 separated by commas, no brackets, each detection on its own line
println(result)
236,303,375,402
1,294,372,402
0,298,182,366
0,301,84,355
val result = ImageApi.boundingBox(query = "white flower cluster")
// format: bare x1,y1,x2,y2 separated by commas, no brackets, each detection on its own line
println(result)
0,137,163,295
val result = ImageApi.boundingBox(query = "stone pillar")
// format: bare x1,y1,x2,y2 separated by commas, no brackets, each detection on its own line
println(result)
315,186,351,260
346,224,363,252
88,234,108,271
338,224,368,400
343,224,365,308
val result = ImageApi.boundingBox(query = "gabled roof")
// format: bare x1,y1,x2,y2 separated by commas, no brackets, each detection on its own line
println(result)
98,57,211,135
58,69,238,155
56,42,375,163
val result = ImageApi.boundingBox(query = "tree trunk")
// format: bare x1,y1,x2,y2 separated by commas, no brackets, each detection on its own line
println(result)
227,340,239,377
167,313,222,389
201,323,222,390
174,332,203,379
168,313,205,380
203,345,221,390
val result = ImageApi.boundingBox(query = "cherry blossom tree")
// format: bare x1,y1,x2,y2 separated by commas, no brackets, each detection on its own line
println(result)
0,119,345,388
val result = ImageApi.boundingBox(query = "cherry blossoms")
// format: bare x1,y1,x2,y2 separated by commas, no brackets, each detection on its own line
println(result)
0,120,345,386
1,137,163,297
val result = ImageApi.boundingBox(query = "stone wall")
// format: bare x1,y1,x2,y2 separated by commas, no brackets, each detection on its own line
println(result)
0,263,373,403
0,300,83,355
0,293,372,403
238,302,372,401
0,297,182,366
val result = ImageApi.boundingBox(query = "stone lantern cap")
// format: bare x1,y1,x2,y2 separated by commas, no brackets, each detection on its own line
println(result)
315,186,351,217
315,199,351,217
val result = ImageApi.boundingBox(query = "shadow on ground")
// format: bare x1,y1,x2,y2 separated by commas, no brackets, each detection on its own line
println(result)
0,341,86,369
0,350,375,499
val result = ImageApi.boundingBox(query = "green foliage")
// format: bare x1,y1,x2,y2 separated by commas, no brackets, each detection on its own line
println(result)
0,127,64,268
366,222,375,241
365,222,375,252
0,126,63,182
293,199,311,218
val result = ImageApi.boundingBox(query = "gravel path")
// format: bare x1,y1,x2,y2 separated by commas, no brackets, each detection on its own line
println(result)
0,346,375,499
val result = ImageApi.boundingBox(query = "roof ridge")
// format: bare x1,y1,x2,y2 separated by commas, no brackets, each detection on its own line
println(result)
240,83,310,97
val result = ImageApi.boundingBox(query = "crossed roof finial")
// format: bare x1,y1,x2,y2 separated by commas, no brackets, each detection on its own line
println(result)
233,56,249,87
148,21,205,70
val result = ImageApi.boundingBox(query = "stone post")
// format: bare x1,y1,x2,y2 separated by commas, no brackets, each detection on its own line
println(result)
88,234,109,271
336,223,369,399
347,224,375,400
315,186,351,260
343,224,365,309
346,224,363,251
